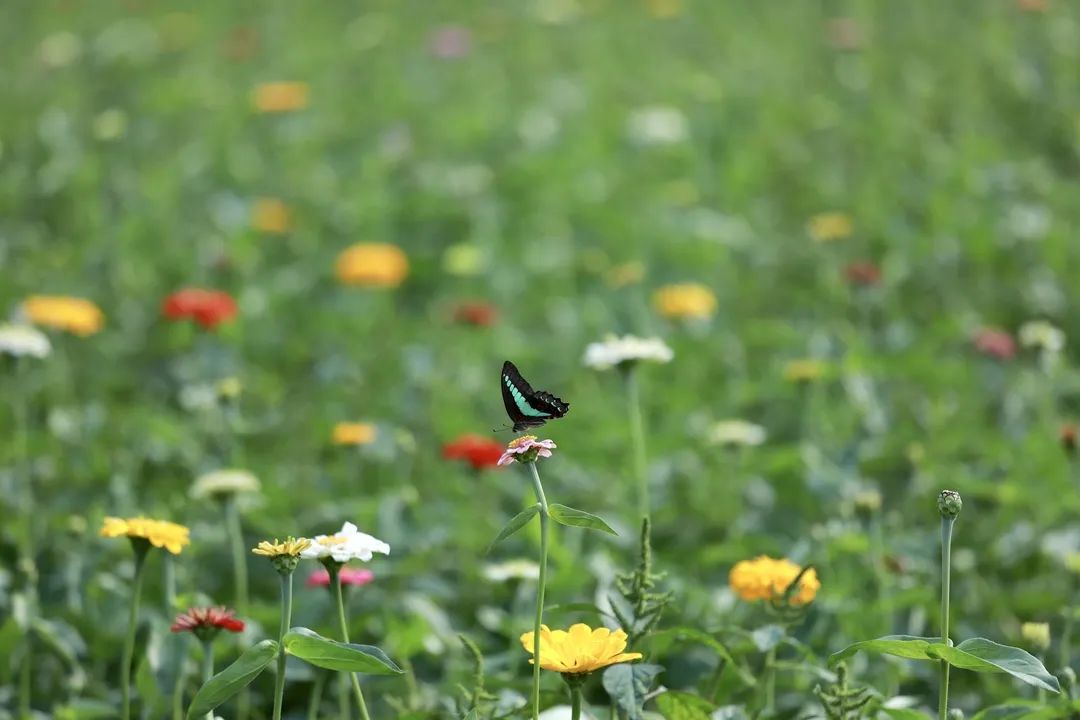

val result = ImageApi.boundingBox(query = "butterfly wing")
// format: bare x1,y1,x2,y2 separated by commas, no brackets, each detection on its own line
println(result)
501,361,570,431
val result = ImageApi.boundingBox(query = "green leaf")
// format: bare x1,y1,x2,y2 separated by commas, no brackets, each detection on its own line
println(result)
187,639,278,719
136,660,168,719
655,690,714,720
283,627,403,675
648,627,755,686
486,503,541,552
829,635,942,665
544,602,615,620
970,702,1063,720
930,638,1061,693
31,617,85,666
547,504,617,535
602,663,663,720
880,708,934,720
54,700,120,720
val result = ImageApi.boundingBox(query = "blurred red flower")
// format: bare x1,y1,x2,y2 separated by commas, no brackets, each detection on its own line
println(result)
1060,423,1077,455
844,261,882,287
170,606,244,635
443,434,504,470
306,567,375,588
163,288,237,330
452,301,498,327
974,328,1016,361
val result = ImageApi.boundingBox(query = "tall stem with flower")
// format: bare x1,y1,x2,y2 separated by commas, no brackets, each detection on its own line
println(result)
252,537,310,720
527,462,551,720
937,491,961,720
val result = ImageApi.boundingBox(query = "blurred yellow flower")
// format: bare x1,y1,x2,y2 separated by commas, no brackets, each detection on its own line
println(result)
335,243,409,288
520,623,642,675
729,556,819,606
607,261,645,288
251,198,292,233
334,422,377,446
252,536,311,558
646,0,682,18
218,377,242,399
783,358,829,383
101,517,191,555
1020,622,1051,652
653,283,717,320
807,212,853,243
23,296,104,336
252,81,309,113
442,242,485,276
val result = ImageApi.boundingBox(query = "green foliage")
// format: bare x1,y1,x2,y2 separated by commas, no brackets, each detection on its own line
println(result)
486,503,541,553
547,503,618,535
602,662,664,720
611,519,674,646
186,640,278,719
282,627,403,674
813,663,877,720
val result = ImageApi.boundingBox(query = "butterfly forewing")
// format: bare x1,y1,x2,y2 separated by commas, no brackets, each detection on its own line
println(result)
501,361,570,432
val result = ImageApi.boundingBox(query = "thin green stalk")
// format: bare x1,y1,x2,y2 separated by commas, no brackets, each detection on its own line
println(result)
201,640,215,720
337,673,349,720
272,571,294,720
764,646,776,713
121,545,150,720
13,358,34,720
624,368,650,525
939,516,955,720
163,554,176,612
1062,607,1073,671
331,567,372,720
570,685,582,720
527,462,551,720
307,671,327,720
224,496,249,610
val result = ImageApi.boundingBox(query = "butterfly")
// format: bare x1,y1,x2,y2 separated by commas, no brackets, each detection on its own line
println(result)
500,360,570,432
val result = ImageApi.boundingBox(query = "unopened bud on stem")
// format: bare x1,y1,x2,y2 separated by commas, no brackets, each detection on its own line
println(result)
938,490,962,519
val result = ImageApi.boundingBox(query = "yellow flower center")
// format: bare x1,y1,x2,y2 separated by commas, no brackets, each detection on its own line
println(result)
509,435,537,449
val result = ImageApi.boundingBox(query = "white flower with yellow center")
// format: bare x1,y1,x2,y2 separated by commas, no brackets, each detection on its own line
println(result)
708,420,767,447
583,335,674,371
1019,320,1065,354
301,522,390,563
0,324,51,359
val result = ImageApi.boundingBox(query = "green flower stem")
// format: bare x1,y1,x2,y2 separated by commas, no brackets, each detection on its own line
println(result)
570,685,582,720
763,646,777,713
163,553,176,612
939,515,956,720
200,640,215,720
624,367,650,526
272,571,294,720
337,674,349,720
224,495,249,610
13,358,34,720
330,566,372,720
307,671,327,720
527,462,551,720
121,543,151,720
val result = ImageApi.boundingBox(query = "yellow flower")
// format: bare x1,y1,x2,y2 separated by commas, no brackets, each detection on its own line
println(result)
251,198,292,233
729,556,820,606
251,536,311,558
335,243,409,288
251,81,309,113
333,422,377,446
646,0,682,18
807,212,853,243
652,283,717,320
520,624,643,675
22,296,104,336
783,358,829,383
100,517,191,555
1020,622,1051,652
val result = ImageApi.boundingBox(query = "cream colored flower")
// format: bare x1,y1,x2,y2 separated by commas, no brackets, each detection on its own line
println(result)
626,106,689,146
483,559,541,582
0,324,51,358
191,469,260,499
583,335,673,370
1019,320,1065,354
708,420,766,447
301,522,390,563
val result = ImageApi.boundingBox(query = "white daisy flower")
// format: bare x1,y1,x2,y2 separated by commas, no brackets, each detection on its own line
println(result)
583,334,674,371
0,324,51,359
301,522,390,563
483,559,541,582
626,105,689,146
191,469,261,499
708,420,767,447
1019,320,1065,354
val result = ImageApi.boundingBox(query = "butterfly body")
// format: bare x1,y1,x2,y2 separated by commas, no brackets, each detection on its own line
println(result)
501,360,570,432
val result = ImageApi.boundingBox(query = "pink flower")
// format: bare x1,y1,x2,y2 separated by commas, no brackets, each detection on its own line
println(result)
170,607,245,638
429,25,471,59
974,328,1017,361
306,567,375,588
497,435,557,466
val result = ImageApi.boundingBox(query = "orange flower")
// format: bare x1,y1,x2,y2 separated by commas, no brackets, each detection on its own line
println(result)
729,556,819,606
252,82,309,113
335,243,409,288
333,422,377,446
22,296,104,336
251,198,292,233
652,283,717,320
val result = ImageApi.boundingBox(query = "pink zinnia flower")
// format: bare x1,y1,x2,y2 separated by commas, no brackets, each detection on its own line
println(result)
974,328,1017,361
170,607,245,638
429,25,471,59
306,567,375,589
497,435,556,466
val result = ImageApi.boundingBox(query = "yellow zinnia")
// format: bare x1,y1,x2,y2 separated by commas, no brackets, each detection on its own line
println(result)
333,422,377,446
252,81,309,113
806,212,853,243
652,283,717,320
783,358,829,383
729,556,820,606
251,197,292,233
335,243,409,288
100,517,191,555
520,624,642,675
252,537,311,558
23,295,104,336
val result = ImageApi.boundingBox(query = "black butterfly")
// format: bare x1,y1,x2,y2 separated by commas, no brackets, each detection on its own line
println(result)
500,360,570,432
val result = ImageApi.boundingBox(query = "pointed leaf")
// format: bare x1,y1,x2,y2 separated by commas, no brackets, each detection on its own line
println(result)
487,503,541,553
970,702,1056,720
648,627,755,686
929,638,1060,693
548,504,617,535
829,635,941,665
187,639,278,719
602,663,663,720
545,602,616,620
655,690,713,720
284,627,403,675
880,709,934,720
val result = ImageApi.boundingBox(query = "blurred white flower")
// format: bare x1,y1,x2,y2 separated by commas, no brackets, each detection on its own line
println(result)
39,32,83,68
708,420,767,447
1019,320,1065,354
302,522,390,563
191,469,260,500
483,559,540,582
0,324,51,358
583,335,674,370
626,105,689,146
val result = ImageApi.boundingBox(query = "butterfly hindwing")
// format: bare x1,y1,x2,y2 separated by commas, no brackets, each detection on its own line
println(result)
501,360,570,432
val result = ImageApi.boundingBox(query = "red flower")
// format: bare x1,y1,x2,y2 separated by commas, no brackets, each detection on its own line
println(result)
170,607,245,638
443,434,505,470
844,261,882,287
452,301,498,327
162,288,238,330
306,567,375,588
1061,423,1077,455
973,328,1017,361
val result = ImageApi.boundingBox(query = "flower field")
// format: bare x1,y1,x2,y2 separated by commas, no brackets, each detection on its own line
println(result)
4,2,1080,719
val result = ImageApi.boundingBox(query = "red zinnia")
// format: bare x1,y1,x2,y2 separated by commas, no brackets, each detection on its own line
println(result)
443,434,504,470
162,288,238,330
973,328,1017,361
170,606,245,637
306,567,375,588
844,261,882,287
452,301,498,327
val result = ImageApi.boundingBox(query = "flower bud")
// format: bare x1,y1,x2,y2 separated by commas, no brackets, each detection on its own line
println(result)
947,710,964,720
938,490,962,518
271,554,300,575
1021,622,1051,653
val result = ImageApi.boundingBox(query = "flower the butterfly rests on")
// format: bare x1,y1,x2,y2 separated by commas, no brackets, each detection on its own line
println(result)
500,360,570,432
